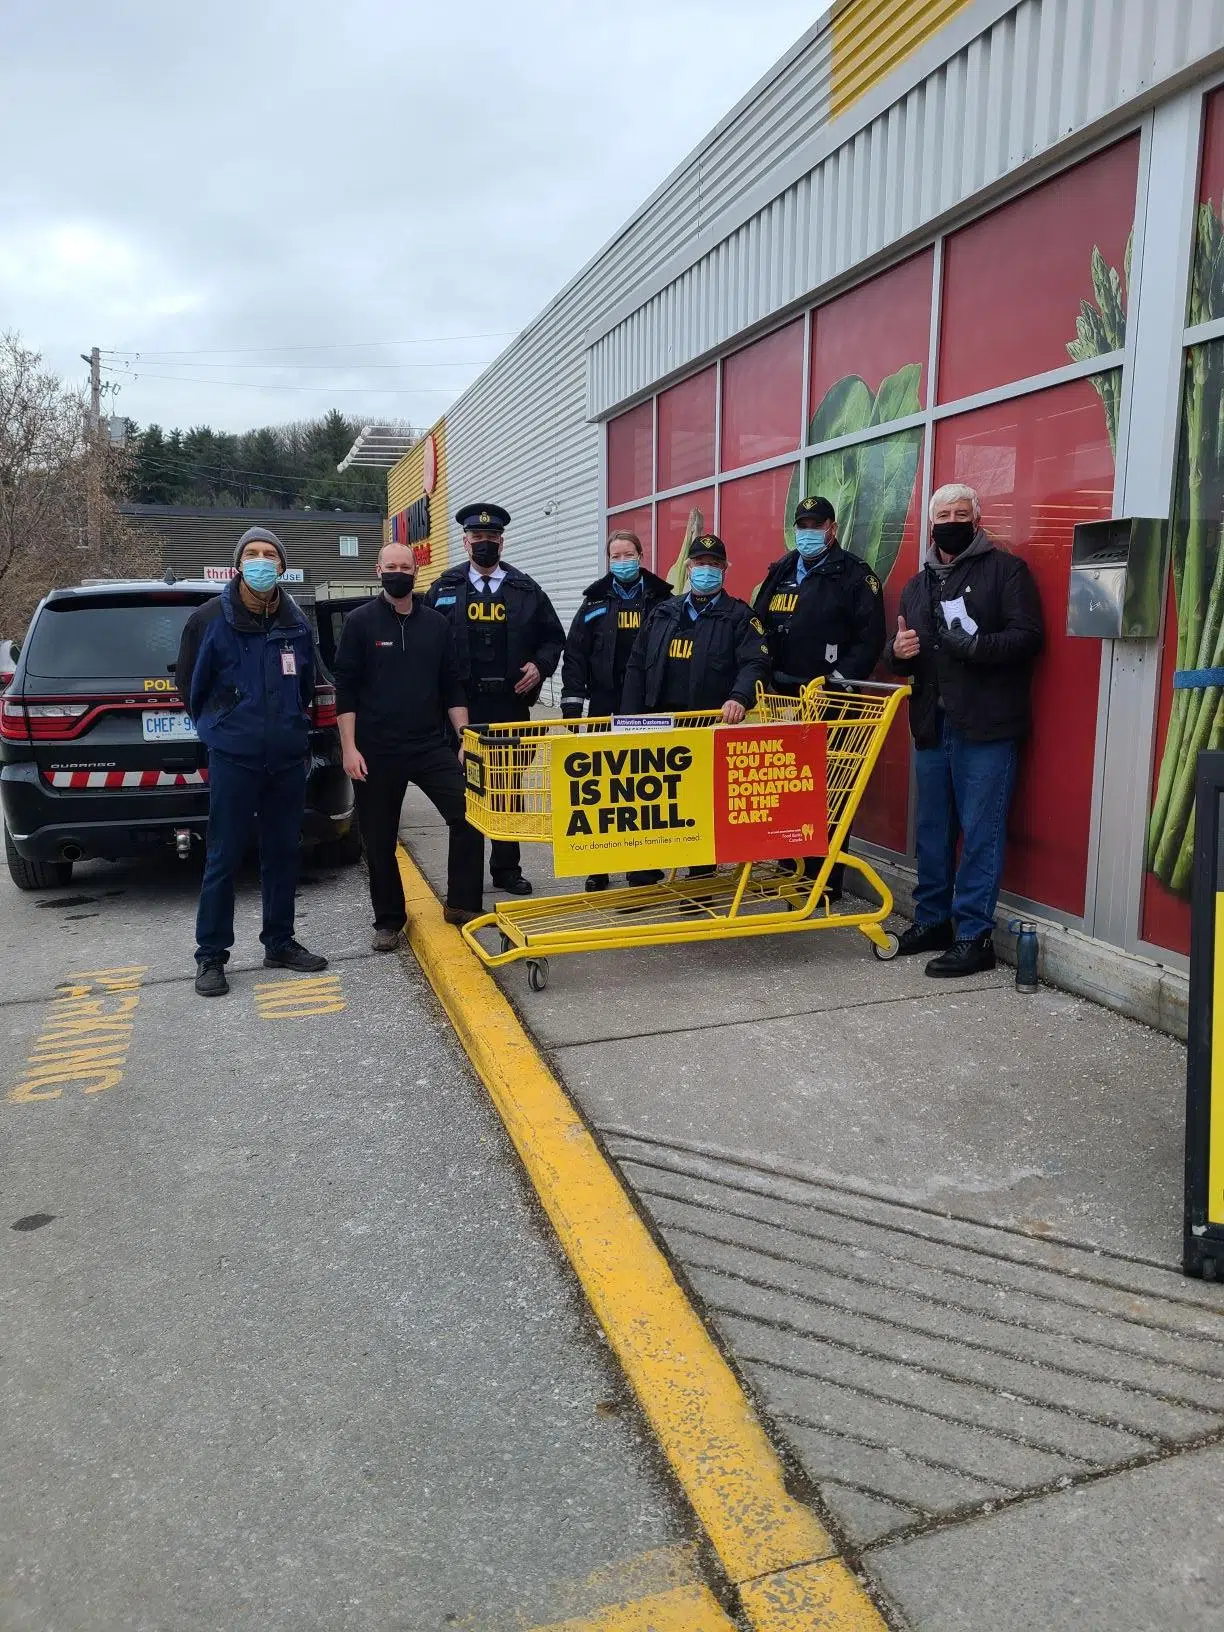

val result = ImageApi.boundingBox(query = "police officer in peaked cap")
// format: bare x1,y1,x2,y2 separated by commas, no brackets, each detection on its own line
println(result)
424,503,565,895
753,493,886,897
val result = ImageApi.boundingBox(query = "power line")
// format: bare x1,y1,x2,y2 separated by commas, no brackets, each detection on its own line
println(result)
103,331,512,359
102,366,464,395
104,358,495,371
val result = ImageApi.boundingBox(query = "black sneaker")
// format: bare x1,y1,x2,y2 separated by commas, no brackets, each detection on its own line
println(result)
926,933,997,978
585,873,610,892
896,919,955,956
263,940,328,972
194,958,229,997
491,871,533,896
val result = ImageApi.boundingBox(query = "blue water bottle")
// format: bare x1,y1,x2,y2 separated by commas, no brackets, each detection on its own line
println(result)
1011,919,1039,994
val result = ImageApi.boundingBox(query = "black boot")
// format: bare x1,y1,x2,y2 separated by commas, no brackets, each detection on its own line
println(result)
925,932,997,978
625,869,664,886
585,873,610,892
896,919,955,956
492,870,533,896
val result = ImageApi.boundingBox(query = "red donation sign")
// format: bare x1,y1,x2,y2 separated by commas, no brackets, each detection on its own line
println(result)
713,722,828,863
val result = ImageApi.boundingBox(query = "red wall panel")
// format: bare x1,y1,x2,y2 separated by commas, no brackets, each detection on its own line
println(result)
939,138,1139,404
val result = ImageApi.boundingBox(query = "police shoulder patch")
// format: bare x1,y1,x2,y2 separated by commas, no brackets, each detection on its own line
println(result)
866,573,881,595
750,616,765,634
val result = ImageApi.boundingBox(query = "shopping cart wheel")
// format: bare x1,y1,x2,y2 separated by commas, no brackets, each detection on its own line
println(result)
499,932,512,954
526,958,549,992
871,931,900,961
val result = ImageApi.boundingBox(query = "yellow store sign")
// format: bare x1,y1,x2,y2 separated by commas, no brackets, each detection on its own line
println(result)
386,419,449,592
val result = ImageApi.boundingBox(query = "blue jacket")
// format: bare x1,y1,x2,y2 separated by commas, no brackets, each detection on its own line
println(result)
174,580,315,768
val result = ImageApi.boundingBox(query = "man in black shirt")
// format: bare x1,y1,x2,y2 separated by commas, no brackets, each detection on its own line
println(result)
333,540,483,950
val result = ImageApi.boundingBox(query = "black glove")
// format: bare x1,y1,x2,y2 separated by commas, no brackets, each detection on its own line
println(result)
939,616,978,660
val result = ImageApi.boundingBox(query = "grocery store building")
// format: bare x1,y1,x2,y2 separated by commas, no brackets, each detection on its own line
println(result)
386,0,1224,1026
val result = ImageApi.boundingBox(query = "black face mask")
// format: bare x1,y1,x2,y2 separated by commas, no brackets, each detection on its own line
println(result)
932,520,976,558
470,539,502,569
381,571,415,599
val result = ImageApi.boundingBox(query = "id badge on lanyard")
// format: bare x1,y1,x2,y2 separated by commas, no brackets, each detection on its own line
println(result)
280,646,297,676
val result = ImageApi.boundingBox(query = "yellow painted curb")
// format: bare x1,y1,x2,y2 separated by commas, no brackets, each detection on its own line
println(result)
396,847,887,1630
531,1582,737,1631
739,1560,883,1630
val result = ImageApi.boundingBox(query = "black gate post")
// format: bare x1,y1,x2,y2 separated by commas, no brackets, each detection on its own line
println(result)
1184,751,1224,1277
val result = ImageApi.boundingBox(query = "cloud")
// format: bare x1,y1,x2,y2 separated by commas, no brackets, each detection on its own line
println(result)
1,0,818,433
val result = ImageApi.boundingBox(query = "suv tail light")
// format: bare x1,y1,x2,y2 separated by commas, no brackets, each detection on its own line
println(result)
1,699,91,741
311,683,338,729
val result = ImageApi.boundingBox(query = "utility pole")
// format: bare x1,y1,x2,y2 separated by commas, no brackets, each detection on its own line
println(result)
80,347,102,553
80,347,100,435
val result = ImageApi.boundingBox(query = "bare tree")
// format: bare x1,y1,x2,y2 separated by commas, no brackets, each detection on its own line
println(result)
0,333,159,635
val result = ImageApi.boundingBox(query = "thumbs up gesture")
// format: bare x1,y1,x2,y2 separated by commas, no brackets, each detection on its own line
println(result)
894,613,920,661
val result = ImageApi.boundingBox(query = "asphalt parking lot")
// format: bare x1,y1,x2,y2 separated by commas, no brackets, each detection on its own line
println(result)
0,854,699,1632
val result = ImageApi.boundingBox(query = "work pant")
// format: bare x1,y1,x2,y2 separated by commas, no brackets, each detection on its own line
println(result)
355,743,484,928
914,718,1018,941
195,751,306,962
468,688,532,878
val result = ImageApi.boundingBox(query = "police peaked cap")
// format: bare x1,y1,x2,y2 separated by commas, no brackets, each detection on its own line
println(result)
456,502,511,531
688,533,727,562
794,494,835,526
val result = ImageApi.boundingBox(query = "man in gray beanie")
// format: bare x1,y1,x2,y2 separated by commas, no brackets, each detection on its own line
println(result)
174,525,328,996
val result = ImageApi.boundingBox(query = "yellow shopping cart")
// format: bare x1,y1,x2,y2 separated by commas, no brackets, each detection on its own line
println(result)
460,679,910,989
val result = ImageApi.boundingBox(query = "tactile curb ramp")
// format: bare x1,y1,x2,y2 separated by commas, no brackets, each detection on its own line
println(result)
395,846,886,1630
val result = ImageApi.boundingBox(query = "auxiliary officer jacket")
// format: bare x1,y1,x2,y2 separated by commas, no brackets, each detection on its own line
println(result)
559,568,673,719
620,592,770,714
332,594,465,755
424,562,564,705
752,545,885,686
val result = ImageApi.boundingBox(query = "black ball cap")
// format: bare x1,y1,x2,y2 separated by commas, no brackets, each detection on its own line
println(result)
688,533,727,563
456,502,510,531
794,495,835,526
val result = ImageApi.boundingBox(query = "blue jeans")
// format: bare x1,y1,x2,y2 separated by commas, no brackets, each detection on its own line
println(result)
195,752,307,962
913,720,1018,941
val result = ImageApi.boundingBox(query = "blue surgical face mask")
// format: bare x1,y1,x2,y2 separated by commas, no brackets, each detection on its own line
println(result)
241,558,279,593
689,564,724,596
795,527,829,562
610,558,641,584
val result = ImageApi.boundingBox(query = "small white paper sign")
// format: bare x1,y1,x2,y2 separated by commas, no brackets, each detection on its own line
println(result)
611,714,676,731
941,596,978,635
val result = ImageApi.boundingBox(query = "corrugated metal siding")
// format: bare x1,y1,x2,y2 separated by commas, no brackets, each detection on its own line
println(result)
442,0,1224,627
589,0,1224,415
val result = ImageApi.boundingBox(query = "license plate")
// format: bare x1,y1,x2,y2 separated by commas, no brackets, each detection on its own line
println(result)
142,710,197,741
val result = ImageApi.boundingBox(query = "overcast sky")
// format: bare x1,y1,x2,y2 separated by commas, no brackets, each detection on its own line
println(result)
1,0,818,438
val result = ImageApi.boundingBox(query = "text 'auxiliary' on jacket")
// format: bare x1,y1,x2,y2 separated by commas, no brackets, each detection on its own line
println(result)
560,567,673,718
752,545,885,685
175,580,315,768
620,592,770,714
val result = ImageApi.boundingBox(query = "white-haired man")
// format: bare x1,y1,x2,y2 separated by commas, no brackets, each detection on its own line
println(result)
885,484,1044,977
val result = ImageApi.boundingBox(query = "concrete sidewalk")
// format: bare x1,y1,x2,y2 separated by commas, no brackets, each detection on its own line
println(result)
399,791,1224,1631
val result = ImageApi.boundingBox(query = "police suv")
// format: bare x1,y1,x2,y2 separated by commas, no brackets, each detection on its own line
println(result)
0,578,357,890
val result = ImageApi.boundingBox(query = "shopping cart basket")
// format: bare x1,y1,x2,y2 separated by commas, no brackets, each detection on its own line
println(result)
460,679,910,989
